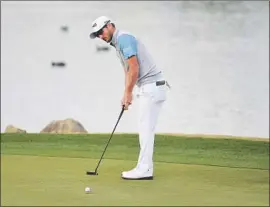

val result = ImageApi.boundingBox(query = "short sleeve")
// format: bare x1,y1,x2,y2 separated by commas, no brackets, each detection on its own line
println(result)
118,34,138,59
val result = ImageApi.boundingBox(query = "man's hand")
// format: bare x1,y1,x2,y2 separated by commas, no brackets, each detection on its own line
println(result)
122,91,133,110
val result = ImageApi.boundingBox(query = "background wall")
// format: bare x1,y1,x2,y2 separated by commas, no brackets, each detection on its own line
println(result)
1,1,269,138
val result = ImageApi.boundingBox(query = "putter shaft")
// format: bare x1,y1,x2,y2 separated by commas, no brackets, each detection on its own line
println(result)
86,106,125,176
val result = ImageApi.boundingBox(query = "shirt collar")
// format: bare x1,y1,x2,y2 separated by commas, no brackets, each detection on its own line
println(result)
110,29,119,47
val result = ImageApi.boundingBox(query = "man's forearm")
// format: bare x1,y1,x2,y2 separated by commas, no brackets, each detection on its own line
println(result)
125,66,138,93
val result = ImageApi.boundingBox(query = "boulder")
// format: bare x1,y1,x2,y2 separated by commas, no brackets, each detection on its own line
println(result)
5,125,27,133
60,25,69,32
95,39,110,52
40,118,88,134
51,61,66,67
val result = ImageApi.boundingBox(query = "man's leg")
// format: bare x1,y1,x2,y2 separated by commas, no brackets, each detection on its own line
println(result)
122,83,167,179
136,86,166,173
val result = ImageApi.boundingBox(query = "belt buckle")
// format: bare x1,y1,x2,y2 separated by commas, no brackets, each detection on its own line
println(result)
156,80,166,86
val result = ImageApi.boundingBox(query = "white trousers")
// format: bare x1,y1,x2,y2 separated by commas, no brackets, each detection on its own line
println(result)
135,81,168,172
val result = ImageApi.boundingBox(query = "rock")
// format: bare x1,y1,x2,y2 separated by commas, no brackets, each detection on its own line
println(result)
95,39,110,52
5,125,27,133
51,61,66,67
40,118,88,134
60,25,69,32
96,45,110,52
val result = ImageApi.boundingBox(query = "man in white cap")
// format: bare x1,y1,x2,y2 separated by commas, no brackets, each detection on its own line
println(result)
90,16,169,180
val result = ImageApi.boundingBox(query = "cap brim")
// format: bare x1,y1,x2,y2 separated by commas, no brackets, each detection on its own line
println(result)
89,32,97,39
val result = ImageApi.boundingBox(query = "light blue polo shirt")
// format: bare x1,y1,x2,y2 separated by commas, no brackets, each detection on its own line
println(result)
110,29,163,87
118,34,137,59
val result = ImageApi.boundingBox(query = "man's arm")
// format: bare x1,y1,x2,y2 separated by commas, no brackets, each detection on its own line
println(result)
125,56,139,94
118,34,139,109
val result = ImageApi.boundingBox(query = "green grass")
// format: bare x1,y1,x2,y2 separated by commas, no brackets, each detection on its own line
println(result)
1,133,269,206
1,133,269,169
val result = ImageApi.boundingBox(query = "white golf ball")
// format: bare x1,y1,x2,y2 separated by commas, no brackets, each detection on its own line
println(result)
85,187,91,193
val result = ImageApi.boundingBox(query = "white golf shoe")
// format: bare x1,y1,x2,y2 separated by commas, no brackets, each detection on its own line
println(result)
121,167,153,180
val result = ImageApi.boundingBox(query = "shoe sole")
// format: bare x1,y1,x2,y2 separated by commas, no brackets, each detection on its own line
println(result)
121,176,154,180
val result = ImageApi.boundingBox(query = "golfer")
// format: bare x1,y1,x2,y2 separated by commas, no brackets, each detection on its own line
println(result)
90,16,169,180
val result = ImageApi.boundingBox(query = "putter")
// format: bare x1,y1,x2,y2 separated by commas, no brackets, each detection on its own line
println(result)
86,105,125,175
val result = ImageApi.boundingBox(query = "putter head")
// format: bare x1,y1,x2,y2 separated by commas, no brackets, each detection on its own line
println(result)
86,171,98,175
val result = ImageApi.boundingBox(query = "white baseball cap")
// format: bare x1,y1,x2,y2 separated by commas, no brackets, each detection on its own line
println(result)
89,16,113,39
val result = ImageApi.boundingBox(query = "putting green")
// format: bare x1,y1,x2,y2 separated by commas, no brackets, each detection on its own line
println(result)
1,155,269,206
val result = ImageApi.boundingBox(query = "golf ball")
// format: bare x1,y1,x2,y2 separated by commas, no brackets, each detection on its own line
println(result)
85,187,91,193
